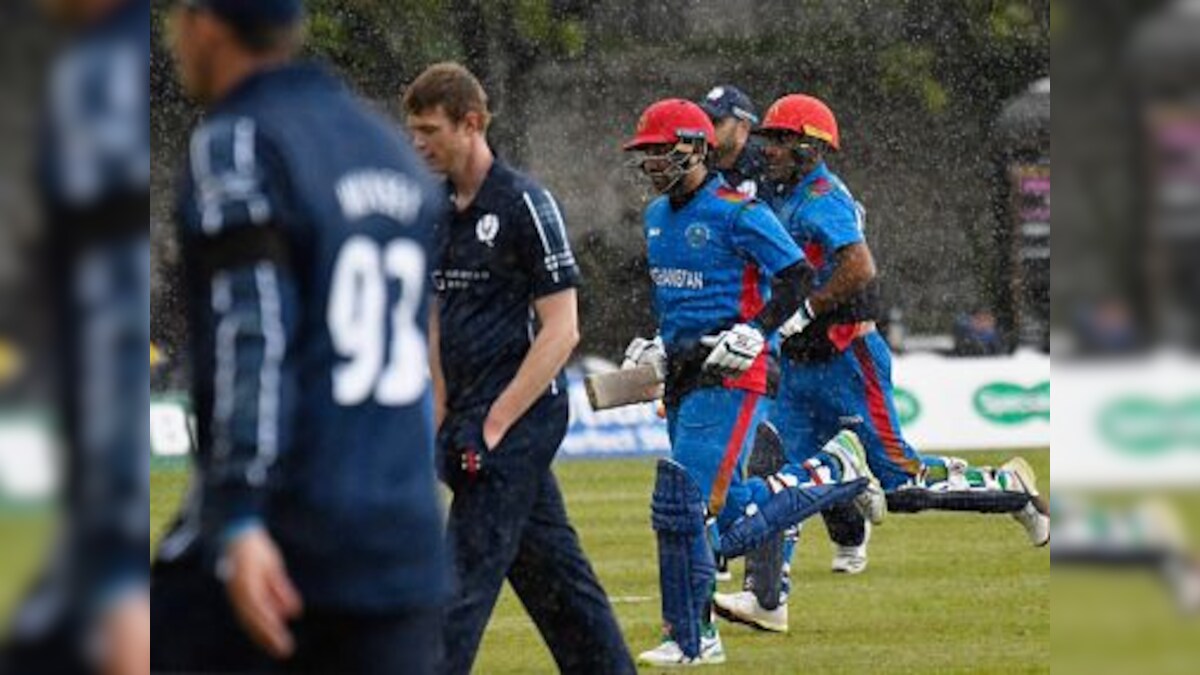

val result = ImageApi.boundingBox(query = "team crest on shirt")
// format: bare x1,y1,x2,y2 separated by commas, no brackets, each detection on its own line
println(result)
476,213,500,247
685,223,709,249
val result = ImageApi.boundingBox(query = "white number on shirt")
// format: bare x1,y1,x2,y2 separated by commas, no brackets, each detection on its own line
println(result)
328,236,427,406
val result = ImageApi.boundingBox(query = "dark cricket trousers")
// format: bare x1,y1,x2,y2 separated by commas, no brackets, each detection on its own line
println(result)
149,545,443,674
439,393,634,675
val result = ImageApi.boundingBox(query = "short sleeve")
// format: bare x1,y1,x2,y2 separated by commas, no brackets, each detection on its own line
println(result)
804,195,865,252
732,201,806,277
513,187,582,298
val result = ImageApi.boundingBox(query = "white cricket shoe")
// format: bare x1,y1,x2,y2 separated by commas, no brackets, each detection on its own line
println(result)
636,633,727,667
713,590,789,633
1002,457,1050,547
827,431,887,526
831,522,871,575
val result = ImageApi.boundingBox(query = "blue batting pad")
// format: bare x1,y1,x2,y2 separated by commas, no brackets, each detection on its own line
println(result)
651,459,713,659
721,478,868,558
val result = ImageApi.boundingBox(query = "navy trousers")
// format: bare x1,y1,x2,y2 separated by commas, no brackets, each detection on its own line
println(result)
150,548,442,674
439,393,634,675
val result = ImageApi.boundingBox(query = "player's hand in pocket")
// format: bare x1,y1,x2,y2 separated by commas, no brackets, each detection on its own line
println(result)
223,527,303,660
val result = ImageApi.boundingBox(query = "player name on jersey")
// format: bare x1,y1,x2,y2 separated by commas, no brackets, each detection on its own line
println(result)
650,266,705,290
335,169,424,224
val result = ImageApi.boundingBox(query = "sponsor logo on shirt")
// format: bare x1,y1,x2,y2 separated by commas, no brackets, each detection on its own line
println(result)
433,268,492,291
650,267,705,290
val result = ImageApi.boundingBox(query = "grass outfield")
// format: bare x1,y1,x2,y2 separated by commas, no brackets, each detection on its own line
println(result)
139,450,1048,674
7,451,1055,672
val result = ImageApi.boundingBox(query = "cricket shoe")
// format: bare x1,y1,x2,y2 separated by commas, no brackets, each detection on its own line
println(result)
1002,457,1049,547
636,633,726,667
713,591,788,633
831,522,871,575
825,431,887,526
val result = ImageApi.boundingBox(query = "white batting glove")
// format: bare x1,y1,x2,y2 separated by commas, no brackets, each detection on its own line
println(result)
779,299,816,339
622,335,666,377
700,323,764,377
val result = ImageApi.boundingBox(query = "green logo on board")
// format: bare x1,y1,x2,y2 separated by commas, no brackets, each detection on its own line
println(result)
894,388,921,426
1098,396,1200,454
973,382,1050,425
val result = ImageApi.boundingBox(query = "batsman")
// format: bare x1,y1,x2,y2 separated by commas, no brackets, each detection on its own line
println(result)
714,94,1051,633
620,98,887,667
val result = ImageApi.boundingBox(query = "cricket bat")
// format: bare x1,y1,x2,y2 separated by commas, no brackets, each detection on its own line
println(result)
584,364,664,411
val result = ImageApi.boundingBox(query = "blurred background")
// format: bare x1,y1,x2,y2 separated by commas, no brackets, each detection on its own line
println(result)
144,0,1051,374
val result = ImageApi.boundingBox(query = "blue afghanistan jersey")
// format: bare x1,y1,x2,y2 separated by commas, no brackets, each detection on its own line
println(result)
645,175,803,392
433,160,580,414
771,161,882,353
770,161,866,288
28,0,150,630
171,63,448,611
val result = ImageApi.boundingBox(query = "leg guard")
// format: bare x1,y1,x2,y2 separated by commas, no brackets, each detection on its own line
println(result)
823,501,868,547
744,422,786,611
651,459,714,660
886,487,1032,514
721,478,869,559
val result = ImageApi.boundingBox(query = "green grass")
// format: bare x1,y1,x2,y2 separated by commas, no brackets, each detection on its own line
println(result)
7,451,1056,672
154,450,1051,673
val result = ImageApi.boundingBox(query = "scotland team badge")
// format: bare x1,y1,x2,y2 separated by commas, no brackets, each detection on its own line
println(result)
476,213,500,247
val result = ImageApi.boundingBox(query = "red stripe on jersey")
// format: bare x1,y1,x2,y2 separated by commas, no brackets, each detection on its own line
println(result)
726,264,768,394
739,264,764,321
710,392,760,515
852,340,920,476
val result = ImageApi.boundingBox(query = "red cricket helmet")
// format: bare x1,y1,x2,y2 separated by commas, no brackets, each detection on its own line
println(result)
758,94,840,151
623,98,717,151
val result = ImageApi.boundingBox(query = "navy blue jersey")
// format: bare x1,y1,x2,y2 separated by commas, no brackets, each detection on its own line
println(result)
26,0,150,633
717,137,775,202
169,63,448,612
433,160,580,413
644,175,803,395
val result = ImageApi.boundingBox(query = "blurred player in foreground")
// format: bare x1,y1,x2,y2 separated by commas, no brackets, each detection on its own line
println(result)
0,1,149,673
715,94,1050,633
150,1,449,672
403,62,634,675
622,98,886,666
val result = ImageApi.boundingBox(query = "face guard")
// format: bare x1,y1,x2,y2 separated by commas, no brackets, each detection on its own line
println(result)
627,132,709,195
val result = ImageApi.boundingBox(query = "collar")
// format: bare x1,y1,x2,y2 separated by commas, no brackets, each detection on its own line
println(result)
669,172,719,211
210,60,337,113
449,156,511,214
797,161,832,191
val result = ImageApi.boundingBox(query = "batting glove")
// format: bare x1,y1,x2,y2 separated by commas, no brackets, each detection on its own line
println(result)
701,323,765,377
779,299,816,339
622,335,666,378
